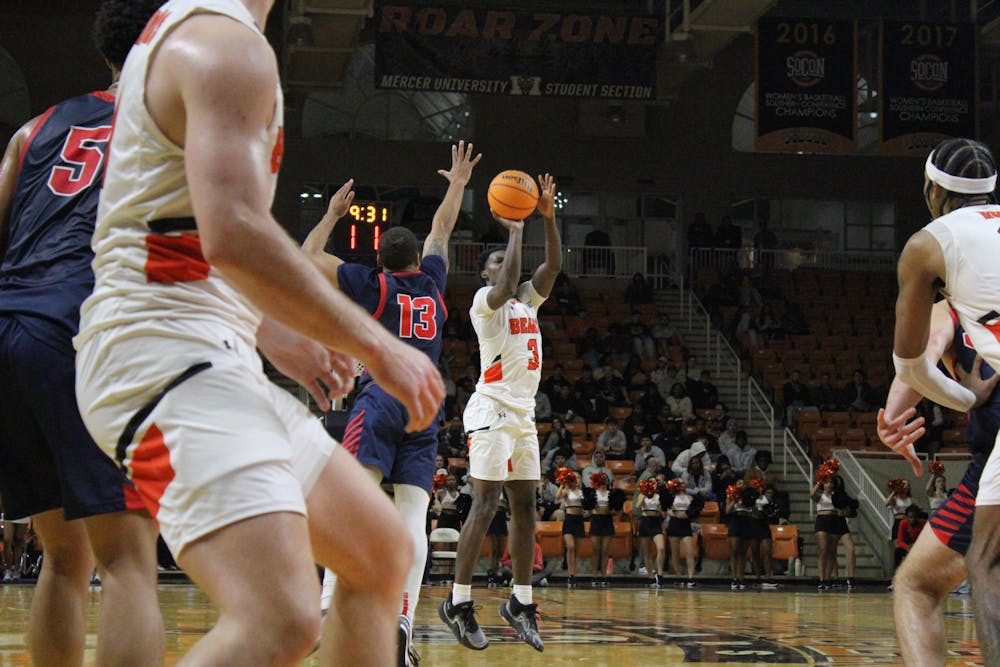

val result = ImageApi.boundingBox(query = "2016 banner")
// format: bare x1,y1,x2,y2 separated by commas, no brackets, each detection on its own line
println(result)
755,17,857,154
374,3,661,100
879,21,977,157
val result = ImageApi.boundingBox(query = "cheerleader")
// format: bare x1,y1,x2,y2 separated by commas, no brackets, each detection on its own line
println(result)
926,462,948,512
434,474,463,530
556,468,585,587
583,472,625,586
726,482,757,590
885,478,913,541
485,489,510,588
812,475,850,590
637,478,668,587
751,480,776,588
666,478,704,587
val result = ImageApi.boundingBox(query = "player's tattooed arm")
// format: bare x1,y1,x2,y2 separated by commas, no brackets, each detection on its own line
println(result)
302,178,354,287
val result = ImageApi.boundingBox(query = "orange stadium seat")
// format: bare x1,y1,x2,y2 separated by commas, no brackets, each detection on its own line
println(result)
573,440,595,456
810,428,838,459
535,521,564,559
702,523,731,560
771,525,799,560
840,428,868,450
698,501,720,524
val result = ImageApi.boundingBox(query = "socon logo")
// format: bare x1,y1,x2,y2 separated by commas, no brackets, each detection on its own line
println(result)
786,50,825,88
910,54,948,92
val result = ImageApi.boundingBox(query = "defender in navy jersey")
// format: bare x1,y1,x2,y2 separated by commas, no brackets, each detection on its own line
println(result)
0,2,161,665
304,141,481,667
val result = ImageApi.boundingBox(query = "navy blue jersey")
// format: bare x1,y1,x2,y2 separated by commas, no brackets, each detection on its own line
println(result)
0,91,114,339
951,312,1000,451
337,254,448,365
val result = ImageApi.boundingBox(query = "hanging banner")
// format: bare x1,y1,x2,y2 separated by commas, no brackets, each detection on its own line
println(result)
879,21,977,157
374,3,662,100
755,17,857,154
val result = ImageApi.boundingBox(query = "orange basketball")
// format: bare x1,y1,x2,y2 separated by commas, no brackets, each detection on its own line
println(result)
488,170,538,220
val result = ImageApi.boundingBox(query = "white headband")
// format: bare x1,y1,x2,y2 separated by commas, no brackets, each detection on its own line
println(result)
925,153,997,194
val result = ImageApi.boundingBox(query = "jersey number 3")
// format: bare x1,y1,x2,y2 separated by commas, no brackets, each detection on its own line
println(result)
397,295,436,340
47,125,112,197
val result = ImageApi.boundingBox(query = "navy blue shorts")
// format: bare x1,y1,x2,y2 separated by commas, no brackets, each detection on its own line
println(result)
341,382,438,493
0,316,136,520
929,452,984,556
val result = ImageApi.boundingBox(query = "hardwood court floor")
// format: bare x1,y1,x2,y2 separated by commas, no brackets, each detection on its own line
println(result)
0,582,983,665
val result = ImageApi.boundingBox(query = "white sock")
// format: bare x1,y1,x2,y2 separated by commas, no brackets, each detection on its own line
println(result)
320,568,337,613
452,583,472,605
394,484,431,626
513,584,532,606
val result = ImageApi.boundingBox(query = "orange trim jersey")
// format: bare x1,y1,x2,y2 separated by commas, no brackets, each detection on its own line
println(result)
75,0,283,353
470,281,545,413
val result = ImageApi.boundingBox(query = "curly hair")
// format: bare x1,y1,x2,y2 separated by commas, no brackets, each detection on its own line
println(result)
92,0,165,68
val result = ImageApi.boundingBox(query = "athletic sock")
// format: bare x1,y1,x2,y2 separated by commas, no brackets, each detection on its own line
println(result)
513,584,532,606
452,583,472,605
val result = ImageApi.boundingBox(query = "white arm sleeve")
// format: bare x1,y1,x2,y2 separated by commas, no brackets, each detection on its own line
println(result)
893,352,976,412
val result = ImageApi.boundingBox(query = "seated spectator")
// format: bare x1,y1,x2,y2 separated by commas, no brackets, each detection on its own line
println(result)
711,456,741,513
535,388,553,422
624,272,654,305
596,418,628,459
651,357,679,399
743,450,778,488
549,384,576,421
843,369,876,413
627,312,656,361
579,336,604,370
813,372,842,411
542,363,573,398
653,420,684,456
574,365,600,398
666,383,695,423
684,354,704,384
737,274,763,309
782,370,814,425
693,369,720,410
682,448,715,500
438,416,467,459
551,271,583,315
581,451,614,488
575,388,611,425
543,450,575,479
541,416,574,459
500,541,551,587
734,305,759,349
652,314,683,354
634,436,667,474
894,505,926,572
755,304,780,343
671,440,709,477
722,430,756,473
717,418,738,457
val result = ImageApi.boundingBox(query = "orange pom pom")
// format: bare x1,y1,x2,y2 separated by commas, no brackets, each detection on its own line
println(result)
639,478,658,498
726,481,744,502
929,461,945,476
666,478,686,495
432,473,448,492
555,467,577,486
590,472,609,489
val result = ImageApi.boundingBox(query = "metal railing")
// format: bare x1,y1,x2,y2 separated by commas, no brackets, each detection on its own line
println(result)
746,376,775,454
449,241,647,279
687,247,898,287
834,448,892,576
684,291,743,414
781,428,815,516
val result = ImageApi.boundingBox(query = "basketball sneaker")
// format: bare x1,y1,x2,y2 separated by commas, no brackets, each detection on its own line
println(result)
499,596,544,652
439,594,488,650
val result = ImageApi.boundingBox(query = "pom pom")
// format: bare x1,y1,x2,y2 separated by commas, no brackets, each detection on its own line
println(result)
888,478,908,495
590,472,609,489
816,458,841,484
666,478,686,495
929,460,945,476
555,467,577,486
432,473,448,492
726,481,744,502
748,477,766,494
639,478,658,498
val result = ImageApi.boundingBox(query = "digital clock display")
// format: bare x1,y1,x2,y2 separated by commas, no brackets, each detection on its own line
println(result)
348,203,390,224
341,202,390,252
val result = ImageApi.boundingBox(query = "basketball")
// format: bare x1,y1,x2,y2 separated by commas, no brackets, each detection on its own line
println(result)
488,170,539,220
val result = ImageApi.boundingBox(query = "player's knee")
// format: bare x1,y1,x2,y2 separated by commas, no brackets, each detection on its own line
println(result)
39,542,94,580
265,605,321,665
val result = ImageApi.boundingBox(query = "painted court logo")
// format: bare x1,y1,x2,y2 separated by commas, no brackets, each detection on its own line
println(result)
786,50,825,87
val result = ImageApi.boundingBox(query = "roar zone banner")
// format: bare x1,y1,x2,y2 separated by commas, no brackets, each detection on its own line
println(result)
879,21,977,157
373,3,661,100
755,17,857,154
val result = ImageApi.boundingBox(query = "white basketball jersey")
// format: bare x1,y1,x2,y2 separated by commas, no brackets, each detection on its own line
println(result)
925,204,1000,371
471,281,545,412
75,0,283,352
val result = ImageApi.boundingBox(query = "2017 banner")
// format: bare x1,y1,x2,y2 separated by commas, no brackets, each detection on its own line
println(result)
755,17,857,154
879,21,977,157
374,3,662,100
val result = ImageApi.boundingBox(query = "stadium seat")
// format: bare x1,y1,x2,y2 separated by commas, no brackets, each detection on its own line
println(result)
698,501,720,524
607,460,635,477
608,522,633,559
770,524,799,560
609,406,633,421
566,422,588,440
942,427,967,448
810,428,839,459
795,410,822,441
840,428,868,450
573,440,595,456
535,521,564,559
702,523,731,560
822,411,852,430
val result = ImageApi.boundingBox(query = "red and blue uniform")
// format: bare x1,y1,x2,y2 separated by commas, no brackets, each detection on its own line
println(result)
0,91,138,519
336,254,447,491
929,313,998,555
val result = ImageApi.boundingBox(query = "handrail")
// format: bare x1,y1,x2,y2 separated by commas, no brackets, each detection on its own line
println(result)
834,448,892,576
782,428,815,516
684,290,743,412
746,376,775,454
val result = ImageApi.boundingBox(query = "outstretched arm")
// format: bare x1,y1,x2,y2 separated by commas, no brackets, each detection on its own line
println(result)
484,216,524,311
531,173,562,298
423,140,481,270
301,179,354,288
0,118,37,259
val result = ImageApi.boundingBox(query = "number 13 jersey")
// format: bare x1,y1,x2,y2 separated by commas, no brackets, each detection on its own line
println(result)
471,281,545,413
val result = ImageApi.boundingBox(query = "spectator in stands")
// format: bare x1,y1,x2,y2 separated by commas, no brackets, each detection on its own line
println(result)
438,416,467,459
500,541,551,587
844,369,876,413
693,370,720,410
652,314,683,355
716,215,742,249
542,417,574,460
597,365,631,407
684,355,704,384
886,480,914,542
634,436,667,474
672,440,709,477
666,383,695,424
813,372,842,411
781,302,809,336
723,431,756,473
651,358,679,400
549,384,576,422
744,450,778,488
536,478,560,521
682,450,715,500
718,418,738,455
543,450,574,479
596,419,628,460
551,272,583,315
894,505,926,573
627,312,657,362
755,304,780,343
542,363,572,399
581,451,614,488
783,370,813,426
578,335,604,370
443,308,474,341
737,274,764,309
687,212,714,249
435,454,446,471
557,472,586,587
534,388,553,422
624,272,655,305
712,457,741,514
455,374,477,412
575,387,611,425
574,365,600,401
734,305,760,349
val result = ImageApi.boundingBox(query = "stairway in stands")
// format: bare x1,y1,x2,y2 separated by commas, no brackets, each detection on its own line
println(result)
655,288,888,582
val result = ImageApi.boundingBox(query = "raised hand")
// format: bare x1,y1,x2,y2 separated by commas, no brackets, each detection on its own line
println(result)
324,178,355,222
490,211,525,233
437,140,482,188
877,407,925,476
536,173,556,220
